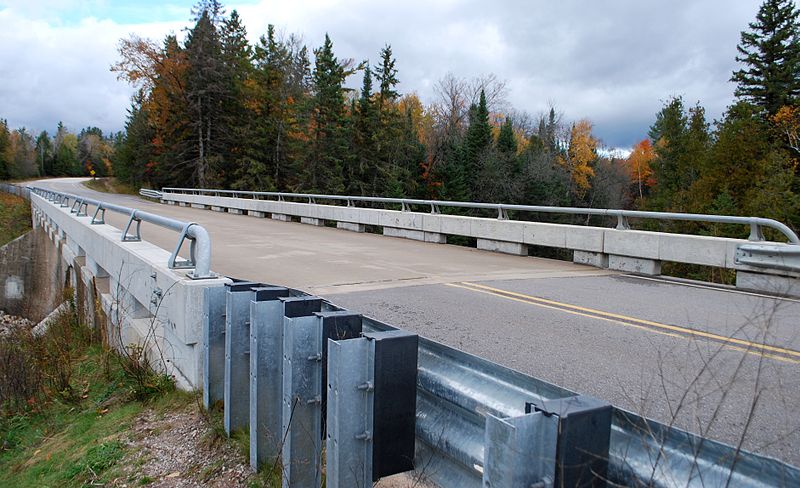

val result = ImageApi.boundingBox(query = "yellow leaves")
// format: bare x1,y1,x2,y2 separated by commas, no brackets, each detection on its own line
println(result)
772,105,800,155
559,119,597,194
626,139,656,197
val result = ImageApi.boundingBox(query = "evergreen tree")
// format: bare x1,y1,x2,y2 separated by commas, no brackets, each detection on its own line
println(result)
731,0,800,115
0,120,11,179
35,131,51,176
497,117,517,154
375,44,399,111
185,6,226,186
307,34,348,193
218,9,252,187
115,97,156,187
647,97,711,210
463,90,492,200
352,63,379,194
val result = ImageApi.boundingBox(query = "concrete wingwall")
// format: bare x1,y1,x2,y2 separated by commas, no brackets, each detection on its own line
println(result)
0,228,65,321
29,193,230,389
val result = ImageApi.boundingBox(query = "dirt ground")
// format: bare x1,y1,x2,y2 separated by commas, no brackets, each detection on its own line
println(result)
108,401,434,488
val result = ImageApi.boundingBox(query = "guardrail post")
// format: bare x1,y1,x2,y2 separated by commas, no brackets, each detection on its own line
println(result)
248,286,291,470
203,285,227,410
749,222,765,241
224,281,264,434
281,309,360,486
483,410,558,488
526,395,612,488
250,296,322,472
327,330,418,488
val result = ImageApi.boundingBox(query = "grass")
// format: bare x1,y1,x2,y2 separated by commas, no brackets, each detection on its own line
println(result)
0,192,31,246
0,344,145,487
82,177,139,195
0,300,191,488
0,343,200,487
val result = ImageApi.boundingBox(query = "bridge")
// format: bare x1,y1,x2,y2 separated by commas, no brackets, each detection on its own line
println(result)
4,177,799,487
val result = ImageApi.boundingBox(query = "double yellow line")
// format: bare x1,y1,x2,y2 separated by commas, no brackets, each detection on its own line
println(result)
446,282,800,364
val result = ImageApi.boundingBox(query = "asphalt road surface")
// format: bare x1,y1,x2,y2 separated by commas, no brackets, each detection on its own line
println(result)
30,178,800,466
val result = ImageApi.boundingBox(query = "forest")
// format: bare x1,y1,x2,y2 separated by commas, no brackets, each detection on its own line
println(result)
1,0,798,238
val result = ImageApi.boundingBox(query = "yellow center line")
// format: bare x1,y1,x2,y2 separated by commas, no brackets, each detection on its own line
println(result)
445,281,800,364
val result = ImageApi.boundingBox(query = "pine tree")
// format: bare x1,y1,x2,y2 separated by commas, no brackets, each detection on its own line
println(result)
352,64,379,194
307,34,348,193
731,0,800,115
375,44,399,111
648,97,710,211
463,90,492,200
185,7,226,186
218,10,253,188
0,119,10,179
497,117,517,154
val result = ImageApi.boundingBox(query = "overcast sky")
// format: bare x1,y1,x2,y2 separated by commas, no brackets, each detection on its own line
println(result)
0,0,765,149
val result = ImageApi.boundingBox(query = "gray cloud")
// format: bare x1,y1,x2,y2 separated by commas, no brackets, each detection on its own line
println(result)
0,0,765,148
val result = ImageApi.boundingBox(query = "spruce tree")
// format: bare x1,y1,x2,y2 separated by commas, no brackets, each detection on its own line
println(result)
731,0,800,115
463,90,492,200
375,44,399,110
0,119,10,179
497,117,517,154
185,7,226,186
308,34,348,193
352,64,379,194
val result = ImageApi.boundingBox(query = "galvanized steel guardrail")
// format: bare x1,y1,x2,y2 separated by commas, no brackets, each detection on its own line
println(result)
0,182,31,200
27,186,215,279
208,280,800,488
5,182,799,485
160,187,800,245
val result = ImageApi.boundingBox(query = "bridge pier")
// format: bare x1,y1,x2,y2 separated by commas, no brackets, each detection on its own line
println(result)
272,213,291,222
191,203,207,209
249,211,267,218
228,208,245,215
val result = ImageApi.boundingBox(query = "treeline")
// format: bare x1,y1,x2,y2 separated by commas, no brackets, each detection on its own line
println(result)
110,0,632,212
3,0,797,238
0,121,116,180
635,0,800,235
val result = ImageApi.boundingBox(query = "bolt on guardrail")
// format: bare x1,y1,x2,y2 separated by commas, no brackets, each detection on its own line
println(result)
202,278,800,488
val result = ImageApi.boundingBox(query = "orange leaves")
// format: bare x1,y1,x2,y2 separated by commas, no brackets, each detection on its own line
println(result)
625,139,656,198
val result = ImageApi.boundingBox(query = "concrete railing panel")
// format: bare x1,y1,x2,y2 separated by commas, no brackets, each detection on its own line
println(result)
31,193,229,388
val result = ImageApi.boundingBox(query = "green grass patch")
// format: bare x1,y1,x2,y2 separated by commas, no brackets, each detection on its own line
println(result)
82,177,139,196
0,345,145,487
0,192,31,246
0,301,186,487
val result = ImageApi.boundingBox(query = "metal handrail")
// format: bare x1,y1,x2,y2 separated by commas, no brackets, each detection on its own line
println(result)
29,186,215,279
160,187,800,245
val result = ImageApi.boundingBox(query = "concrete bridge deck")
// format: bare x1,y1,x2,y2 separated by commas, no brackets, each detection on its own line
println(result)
31,178,800,466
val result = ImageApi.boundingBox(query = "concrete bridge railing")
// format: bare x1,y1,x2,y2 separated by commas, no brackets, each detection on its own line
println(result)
155,188,800,296
29,188,229,388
